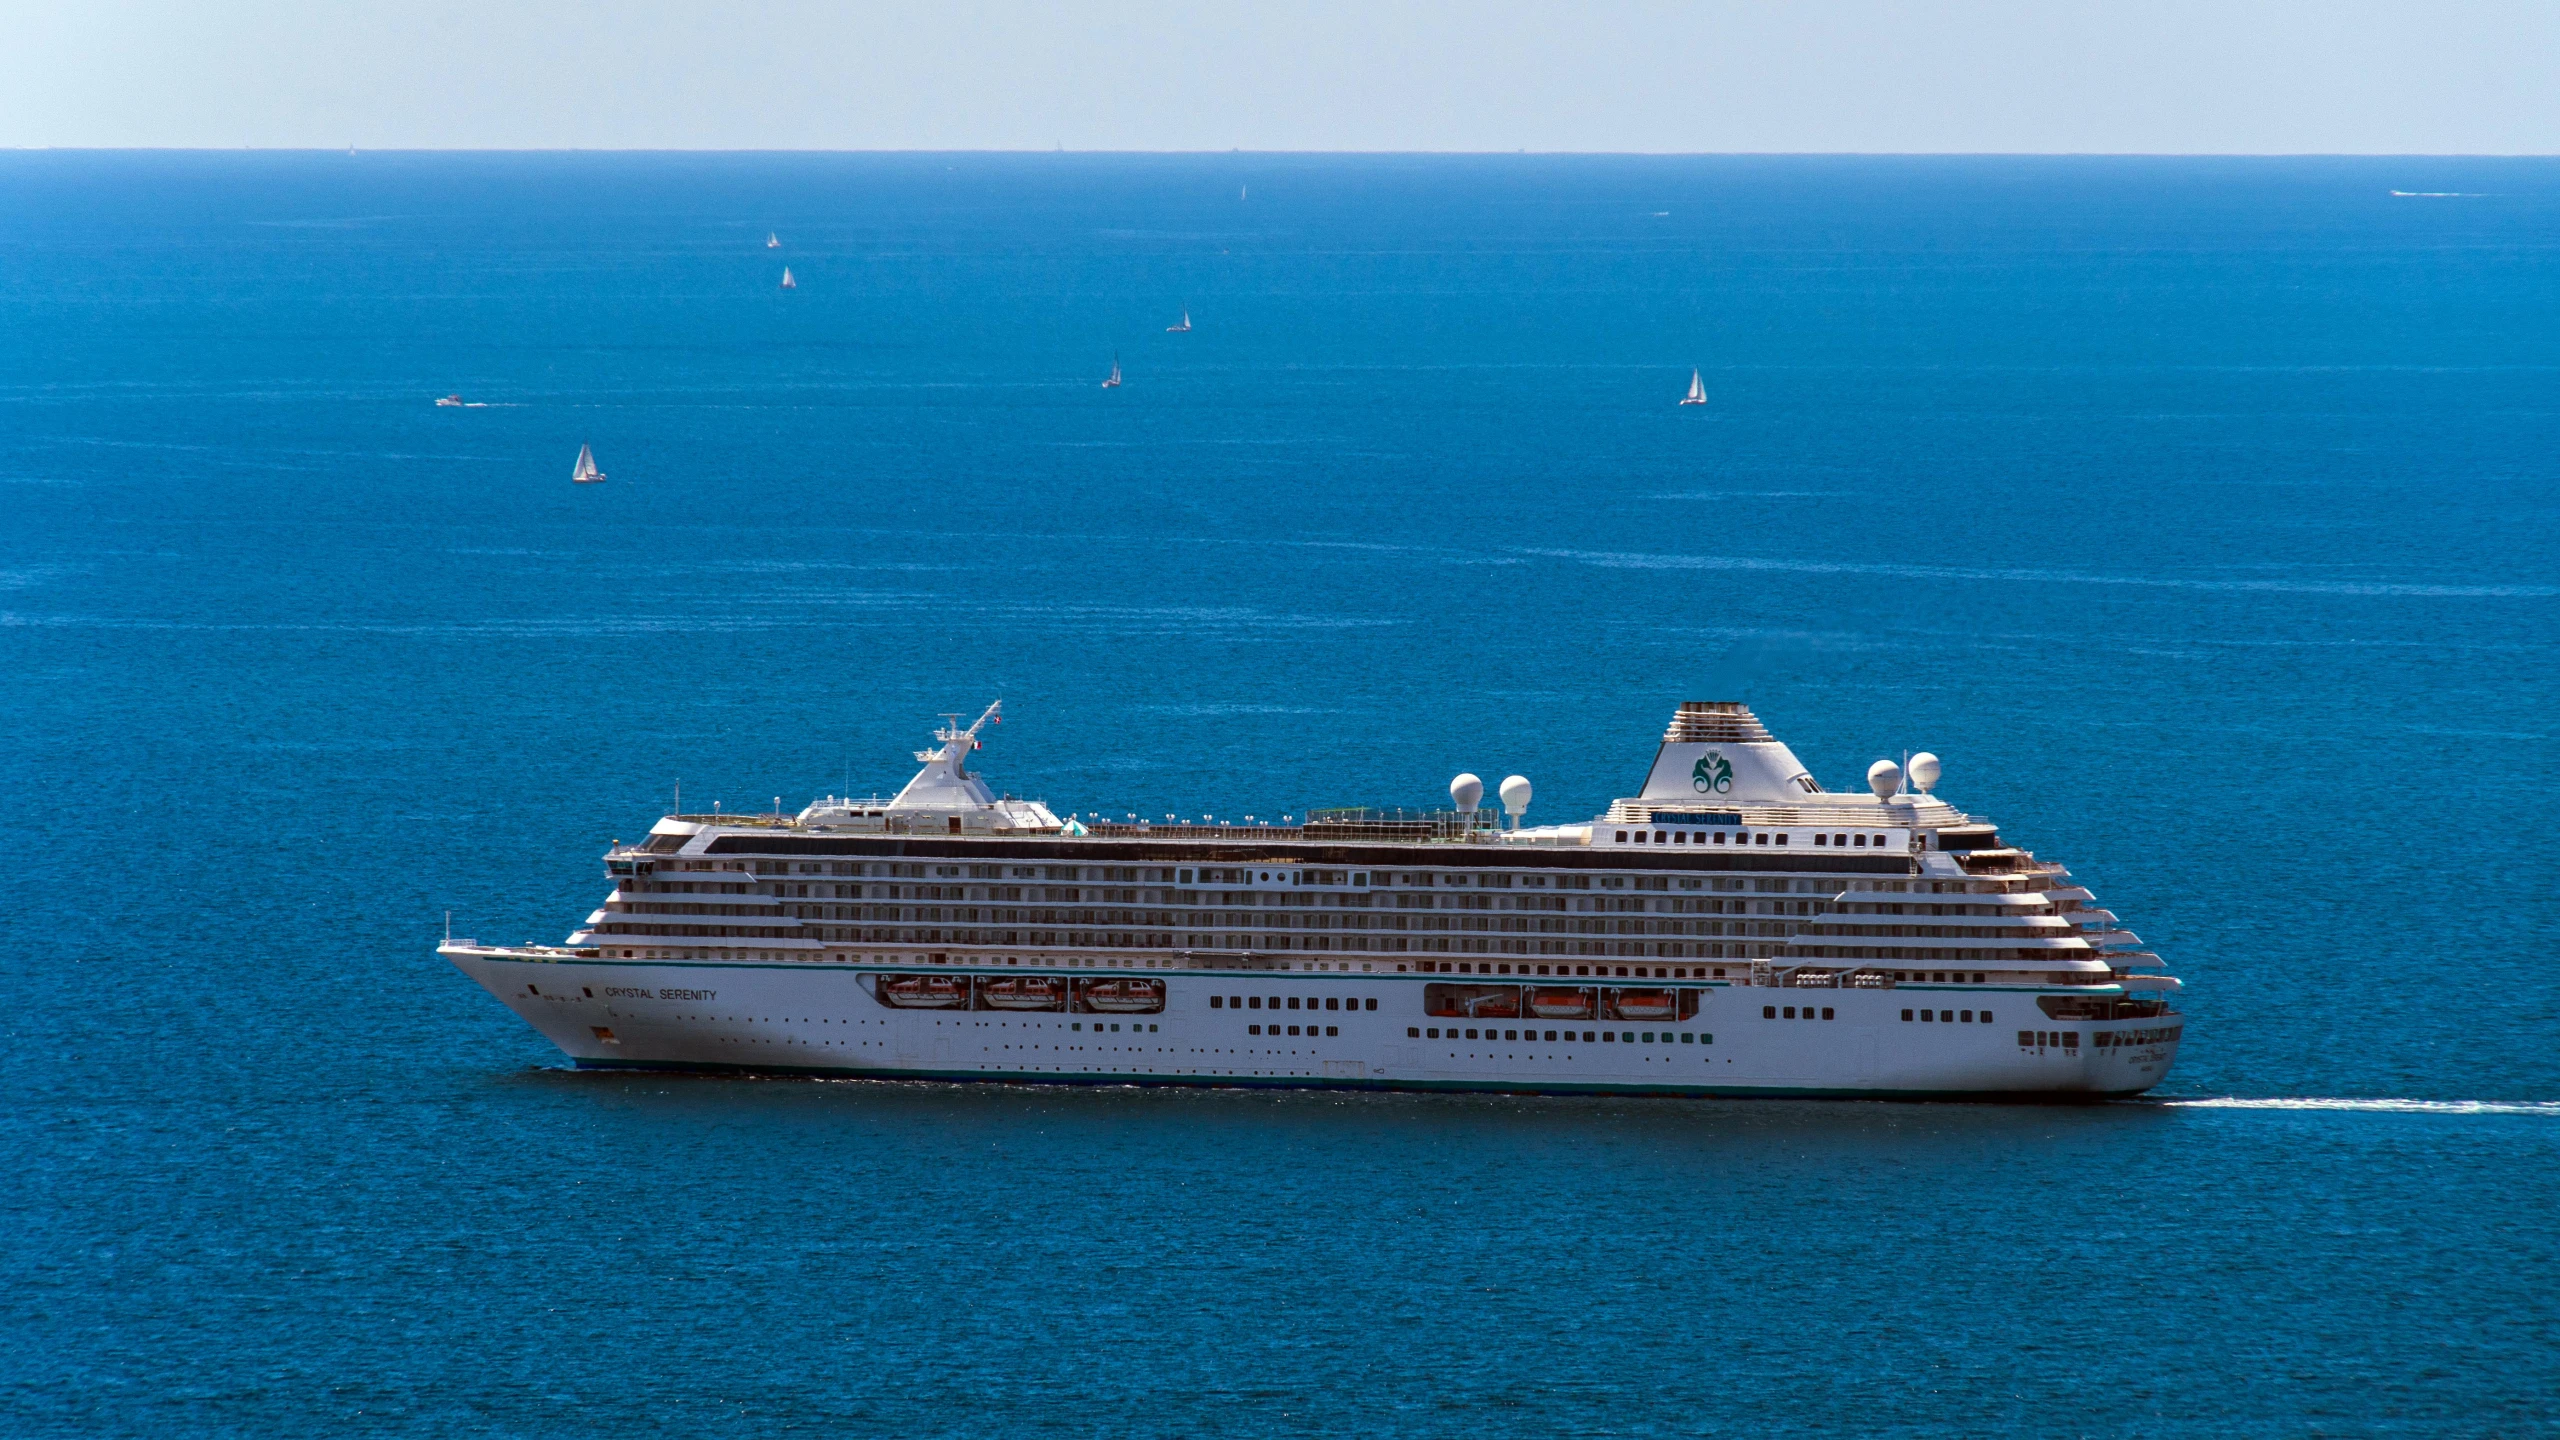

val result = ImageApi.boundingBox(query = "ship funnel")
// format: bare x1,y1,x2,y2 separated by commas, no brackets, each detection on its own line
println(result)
1661,700,1774,744
1637,701,1821,803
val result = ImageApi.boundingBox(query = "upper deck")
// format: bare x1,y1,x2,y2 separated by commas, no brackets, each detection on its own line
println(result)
550,700,2165,996
614,822,1941,887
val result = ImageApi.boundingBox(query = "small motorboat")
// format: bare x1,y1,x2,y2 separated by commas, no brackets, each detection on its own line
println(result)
435,394,464,407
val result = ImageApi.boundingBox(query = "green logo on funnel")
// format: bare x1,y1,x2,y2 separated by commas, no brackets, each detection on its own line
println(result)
1692,752,1732,794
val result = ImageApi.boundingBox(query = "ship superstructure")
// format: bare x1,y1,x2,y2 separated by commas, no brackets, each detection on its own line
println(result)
442,701,2182,1099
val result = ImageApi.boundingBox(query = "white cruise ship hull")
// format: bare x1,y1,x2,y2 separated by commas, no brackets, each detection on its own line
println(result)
445,947,2181,1100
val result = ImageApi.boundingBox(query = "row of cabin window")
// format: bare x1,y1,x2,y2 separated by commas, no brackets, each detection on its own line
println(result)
2022,1030,2078,1048
1761,1005,2001,1023
1209,995,1378,1011
1247,1024,1338,1037
1415,962,1723,979
1408,1027,1712,1045
1616,830,1892,847
763,862,1177,882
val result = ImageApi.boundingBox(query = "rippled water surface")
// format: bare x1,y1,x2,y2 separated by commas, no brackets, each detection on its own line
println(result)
4,153,2558,1436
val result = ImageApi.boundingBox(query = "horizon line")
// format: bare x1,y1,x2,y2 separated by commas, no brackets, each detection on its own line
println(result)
6,146,2558,160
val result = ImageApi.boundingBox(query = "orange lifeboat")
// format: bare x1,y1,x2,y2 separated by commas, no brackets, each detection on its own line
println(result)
980,976,1064,1011
1527,987,1595,1020
1608,989,1678,1021
880,974,969,1009
1078,977,1165,1013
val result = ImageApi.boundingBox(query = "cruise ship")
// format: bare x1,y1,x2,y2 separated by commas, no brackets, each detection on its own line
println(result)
441,702,2183,1099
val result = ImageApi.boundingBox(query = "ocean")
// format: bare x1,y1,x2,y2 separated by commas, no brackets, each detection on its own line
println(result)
3,151,2557,1436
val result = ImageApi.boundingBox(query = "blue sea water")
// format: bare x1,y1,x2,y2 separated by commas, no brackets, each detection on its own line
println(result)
4,152,2559,1436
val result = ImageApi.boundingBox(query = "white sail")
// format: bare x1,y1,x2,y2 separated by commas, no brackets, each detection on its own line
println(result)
1103,354,1122,387
779,267,796,289
1680,369,1708,406
766,232,780,248
572,444,603,483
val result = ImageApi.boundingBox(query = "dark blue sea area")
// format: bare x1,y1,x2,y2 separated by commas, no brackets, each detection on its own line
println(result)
4,152,2558,1436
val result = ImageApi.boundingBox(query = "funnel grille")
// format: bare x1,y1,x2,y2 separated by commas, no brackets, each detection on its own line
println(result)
1662,701,1773,744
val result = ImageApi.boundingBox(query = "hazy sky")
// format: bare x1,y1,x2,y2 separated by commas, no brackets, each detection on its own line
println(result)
8,0,2558,153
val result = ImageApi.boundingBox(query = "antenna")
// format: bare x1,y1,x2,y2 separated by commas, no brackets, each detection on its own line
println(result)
443,910,451,942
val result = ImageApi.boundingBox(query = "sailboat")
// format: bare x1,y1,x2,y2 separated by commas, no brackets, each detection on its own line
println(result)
1678,369,1708,406
1101,354,1123,388
572,444,606,484
766,232,781,248
779,267,796,290
1166,311,1191,332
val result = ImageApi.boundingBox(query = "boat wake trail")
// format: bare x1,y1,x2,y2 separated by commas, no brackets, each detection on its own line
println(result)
2166,1097,2560,1116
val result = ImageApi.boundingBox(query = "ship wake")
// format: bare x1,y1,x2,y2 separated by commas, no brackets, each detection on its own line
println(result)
2164,1097,2560,1116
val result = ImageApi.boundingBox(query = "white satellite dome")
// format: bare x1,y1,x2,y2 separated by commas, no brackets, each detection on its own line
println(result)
1498,774,1532,815
1867,758,1903,799
1450,772,1485,811
1908,752,1941,794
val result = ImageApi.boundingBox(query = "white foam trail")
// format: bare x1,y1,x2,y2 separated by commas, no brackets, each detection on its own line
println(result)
2166,1097,2560,1116
1522,546,2560,598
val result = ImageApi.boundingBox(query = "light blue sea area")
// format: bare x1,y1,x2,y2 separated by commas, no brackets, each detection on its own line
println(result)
3,152,2557,1436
